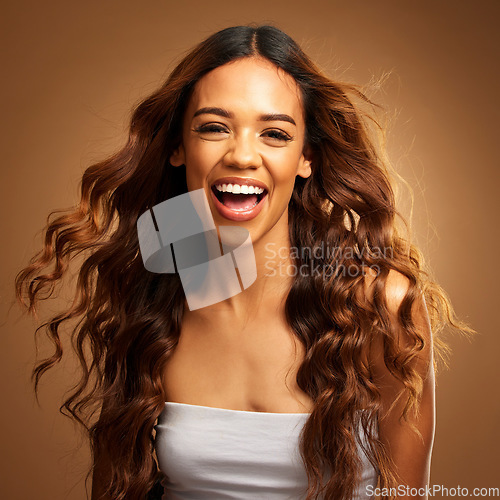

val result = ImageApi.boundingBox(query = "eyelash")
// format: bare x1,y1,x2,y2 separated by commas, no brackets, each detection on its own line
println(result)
193,124,292,142
194,124,227,134
264,130,292,142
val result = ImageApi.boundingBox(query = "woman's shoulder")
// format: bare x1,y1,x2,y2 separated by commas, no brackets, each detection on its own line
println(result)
358,267,413,316
359,267,433,381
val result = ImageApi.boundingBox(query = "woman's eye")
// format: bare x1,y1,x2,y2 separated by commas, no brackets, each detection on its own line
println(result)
194,124,228,134
262,130,292,142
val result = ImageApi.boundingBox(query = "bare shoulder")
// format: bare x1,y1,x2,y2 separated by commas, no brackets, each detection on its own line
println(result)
358,269,436,487
359,267,414,315
359,267,434,381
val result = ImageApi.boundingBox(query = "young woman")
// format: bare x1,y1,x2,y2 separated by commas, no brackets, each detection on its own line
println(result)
15,25,473,500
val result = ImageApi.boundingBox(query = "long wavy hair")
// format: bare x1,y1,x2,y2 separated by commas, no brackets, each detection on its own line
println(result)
15,24,474,500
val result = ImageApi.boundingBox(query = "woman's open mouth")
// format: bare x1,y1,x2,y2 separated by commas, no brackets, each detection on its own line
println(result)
210,180,268,222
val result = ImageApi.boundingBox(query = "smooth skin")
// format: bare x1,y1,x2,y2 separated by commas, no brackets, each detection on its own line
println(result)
93,57,435,499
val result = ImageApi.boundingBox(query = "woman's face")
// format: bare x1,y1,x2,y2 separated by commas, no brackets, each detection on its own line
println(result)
170,56,312,245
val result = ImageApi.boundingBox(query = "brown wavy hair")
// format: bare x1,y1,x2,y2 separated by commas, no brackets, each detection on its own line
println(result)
14,24,475,500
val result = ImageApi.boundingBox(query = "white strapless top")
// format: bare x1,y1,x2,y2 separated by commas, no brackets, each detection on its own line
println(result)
154,402,378,500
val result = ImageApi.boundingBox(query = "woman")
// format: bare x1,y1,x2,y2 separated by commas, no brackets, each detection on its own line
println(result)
15,25,473,500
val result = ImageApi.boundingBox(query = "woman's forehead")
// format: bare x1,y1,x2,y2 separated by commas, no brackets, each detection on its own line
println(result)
185,57,305,124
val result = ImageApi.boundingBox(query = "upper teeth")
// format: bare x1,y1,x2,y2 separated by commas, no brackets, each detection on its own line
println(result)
215,183,265,194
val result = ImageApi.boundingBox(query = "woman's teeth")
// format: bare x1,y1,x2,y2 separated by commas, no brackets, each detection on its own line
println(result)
214,184,265,195
210,182,268,221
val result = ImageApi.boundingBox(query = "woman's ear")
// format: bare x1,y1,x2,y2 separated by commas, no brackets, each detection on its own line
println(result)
170,144,185,167
297,145,313,179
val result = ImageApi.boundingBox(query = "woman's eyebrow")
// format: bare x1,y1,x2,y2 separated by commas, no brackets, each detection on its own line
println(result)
193,107,232,119
192,107,296,126
259,113,296,126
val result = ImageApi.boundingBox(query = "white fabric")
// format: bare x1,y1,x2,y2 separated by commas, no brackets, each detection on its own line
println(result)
154,401,378,499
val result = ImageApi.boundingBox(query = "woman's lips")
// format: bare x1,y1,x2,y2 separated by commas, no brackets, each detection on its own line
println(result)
210,187,268,222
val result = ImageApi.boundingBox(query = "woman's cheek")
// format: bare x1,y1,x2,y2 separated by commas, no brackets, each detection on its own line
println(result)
189,142,224,168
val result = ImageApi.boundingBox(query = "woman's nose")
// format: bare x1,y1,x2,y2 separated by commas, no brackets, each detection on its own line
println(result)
223,132,262,169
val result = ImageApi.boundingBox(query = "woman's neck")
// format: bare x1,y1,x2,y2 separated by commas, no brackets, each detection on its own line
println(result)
186,215,295,323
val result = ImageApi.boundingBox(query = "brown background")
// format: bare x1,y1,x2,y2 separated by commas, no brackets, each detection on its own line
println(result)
1,1,498,498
